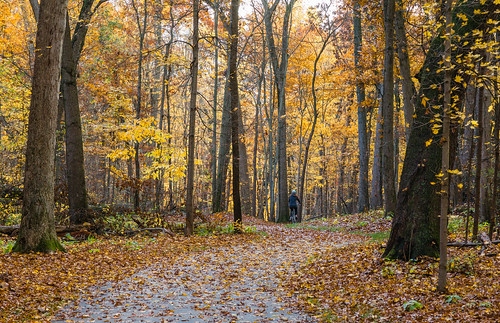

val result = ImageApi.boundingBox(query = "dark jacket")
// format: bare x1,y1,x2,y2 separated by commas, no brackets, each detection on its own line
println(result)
289,194,301,207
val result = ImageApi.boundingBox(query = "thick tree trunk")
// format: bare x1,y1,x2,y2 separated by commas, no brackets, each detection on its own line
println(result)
383,0,493,260
13,0,68,253
185,0,199,236
382,0,397,216
353,0,369,213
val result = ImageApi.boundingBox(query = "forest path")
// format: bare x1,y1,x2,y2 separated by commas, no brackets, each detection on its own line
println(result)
53,224,357,322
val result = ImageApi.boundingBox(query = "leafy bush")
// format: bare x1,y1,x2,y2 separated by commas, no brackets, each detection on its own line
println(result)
448,252,476,275
445,295,462,304
403,300,423,311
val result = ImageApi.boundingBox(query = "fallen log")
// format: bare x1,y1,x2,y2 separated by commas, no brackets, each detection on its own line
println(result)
124,227,175,238
447,240,500,247
0,224,91,236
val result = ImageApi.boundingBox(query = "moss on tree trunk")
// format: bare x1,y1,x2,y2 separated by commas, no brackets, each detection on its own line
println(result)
383,0,496,260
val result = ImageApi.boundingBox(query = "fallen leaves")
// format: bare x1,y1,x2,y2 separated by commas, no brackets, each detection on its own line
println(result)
282,236,499,321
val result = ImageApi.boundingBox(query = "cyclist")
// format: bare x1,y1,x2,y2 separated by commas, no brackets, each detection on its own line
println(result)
288,190,301,223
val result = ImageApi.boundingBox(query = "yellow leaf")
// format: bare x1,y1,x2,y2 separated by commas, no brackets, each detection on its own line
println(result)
425,139,433,147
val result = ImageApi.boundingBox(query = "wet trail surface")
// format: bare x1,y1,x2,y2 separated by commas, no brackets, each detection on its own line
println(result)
54,225,353,322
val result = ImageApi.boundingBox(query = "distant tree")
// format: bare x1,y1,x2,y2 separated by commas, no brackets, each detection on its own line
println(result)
353,0,369,213
13,0,68,253
261,0,296,223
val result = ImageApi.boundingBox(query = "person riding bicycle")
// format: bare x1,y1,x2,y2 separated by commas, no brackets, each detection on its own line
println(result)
288,190,301,222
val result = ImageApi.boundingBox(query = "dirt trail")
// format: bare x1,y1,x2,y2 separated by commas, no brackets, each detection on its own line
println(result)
53,225,354,322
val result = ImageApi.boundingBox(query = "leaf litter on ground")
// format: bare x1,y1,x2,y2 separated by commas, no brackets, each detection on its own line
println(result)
0,211,498,322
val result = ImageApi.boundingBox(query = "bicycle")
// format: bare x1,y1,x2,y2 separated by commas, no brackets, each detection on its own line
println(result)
290,207,298,223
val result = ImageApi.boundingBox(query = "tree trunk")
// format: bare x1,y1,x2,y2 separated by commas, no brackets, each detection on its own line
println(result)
383,0,492,260
13,0,68,253
438,0,452,293
237,106,252,215
185,0,199,236
262,0,296,223
490,72,499,239
353,0,369,213
61,18,88,224
395,0,416,138
371,85,383,209
131,0,148,211
382,0,397,216
229,0,242,231
211,0,219,209
213,74,232,212
473,83,484,239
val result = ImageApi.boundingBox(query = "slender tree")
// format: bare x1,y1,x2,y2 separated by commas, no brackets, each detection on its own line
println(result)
353,0,369,212
261,0,296,223
13,0,68,253
229,0,242,231
438,0,452,293
382,0,397,216
185,0,199,235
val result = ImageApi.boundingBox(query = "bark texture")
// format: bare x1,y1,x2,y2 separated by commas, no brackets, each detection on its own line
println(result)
383,0,494,260
13,0,68,253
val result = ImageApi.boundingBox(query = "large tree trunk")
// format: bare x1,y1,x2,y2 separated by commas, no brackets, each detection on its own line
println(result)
13,0,68,253
353,0,369,213
382,0,397,216
383,0,493,260
185,0,199,236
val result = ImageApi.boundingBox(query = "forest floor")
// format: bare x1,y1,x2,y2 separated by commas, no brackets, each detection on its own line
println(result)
0,211,498,322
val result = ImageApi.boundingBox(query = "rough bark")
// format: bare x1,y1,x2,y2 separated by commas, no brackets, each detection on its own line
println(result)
13,0,68,253
383,0,492,260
